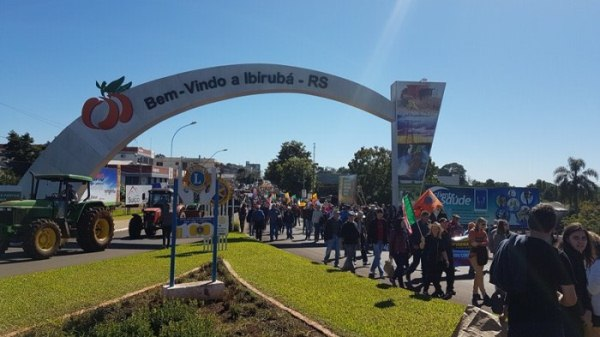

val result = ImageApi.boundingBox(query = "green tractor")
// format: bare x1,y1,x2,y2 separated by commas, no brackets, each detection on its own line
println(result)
0,174,115,259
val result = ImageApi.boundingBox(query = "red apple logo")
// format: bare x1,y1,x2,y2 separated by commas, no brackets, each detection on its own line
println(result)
81,76,133,130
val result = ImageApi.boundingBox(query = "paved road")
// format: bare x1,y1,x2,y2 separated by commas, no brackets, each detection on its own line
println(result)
1,218,496,308
0,218,198,278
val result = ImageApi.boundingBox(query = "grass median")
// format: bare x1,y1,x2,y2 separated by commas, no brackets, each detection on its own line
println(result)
0,233,465,336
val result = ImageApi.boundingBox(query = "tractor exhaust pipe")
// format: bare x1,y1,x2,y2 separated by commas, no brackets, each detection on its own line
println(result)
29,171,36,199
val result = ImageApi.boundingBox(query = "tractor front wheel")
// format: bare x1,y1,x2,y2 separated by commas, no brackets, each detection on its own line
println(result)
128,215,143,239
23,219,61,259
144,224,157,237
77,208,114,252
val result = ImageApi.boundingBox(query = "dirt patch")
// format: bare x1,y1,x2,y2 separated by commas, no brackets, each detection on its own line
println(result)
16,261,327,337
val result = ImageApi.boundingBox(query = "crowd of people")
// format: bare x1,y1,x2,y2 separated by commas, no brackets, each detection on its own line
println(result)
238,197,600,336
238,199,468,300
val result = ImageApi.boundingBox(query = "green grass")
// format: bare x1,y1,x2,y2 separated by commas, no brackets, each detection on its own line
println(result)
0,233,465,337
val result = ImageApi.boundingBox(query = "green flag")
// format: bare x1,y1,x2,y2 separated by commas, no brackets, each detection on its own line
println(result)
402,195,416,234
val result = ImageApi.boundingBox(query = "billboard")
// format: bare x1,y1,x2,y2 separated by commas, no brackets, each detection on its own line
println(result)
428,186,540,229
338,174,357,205
90,167,118,203
125,184,153,206
393,81,446,184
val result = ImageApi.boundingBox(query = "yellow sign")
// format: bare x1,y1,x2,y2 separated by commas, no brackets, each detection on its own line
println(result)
183,164,211,192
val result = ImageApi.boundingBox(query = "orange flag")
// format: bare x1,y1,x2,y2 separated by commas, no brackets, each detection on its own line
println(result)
413,189,443,217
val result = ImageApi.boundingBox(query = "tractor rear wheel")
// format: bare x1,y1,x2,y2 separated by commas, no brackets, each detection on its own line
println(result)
23,219,61,259
128,215,143,239
77,208,114,252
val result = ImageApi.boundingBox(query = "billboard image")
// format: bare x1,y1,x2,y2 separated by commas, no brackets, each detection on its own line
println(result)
428,186,540,229
338,174,357,205
393,81,446,184
90,167,118,203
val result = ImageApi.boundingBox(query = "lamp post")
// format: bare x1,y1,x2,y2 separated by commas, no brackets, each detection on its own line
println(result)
208,148,228,159
169,121,197,157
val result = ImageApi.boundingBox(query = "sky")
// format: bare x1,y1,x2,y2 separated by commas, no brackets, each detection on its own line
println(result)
1,1,599,188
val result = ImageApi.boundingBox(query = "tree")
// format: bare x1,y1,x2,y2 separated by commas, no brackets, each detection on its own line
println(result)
554,157,598,212
528,179,558,201
348,146,391,205
264,141,314,193
279,157,315,196
424,158,440,185
471,179,510,188
438,162,468,186
4,131,45,179
0,169,19,185
561,200,600,234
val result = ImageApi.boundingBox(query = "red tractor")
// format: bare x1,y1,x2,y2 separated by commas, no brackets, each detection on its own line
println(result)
128,188,184,239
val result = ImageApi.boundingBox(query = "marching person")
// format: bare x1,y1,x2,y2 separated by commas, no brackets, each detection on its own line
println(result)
406,211,430,286
367,208,389,279
340,211,360,273
388,212,410,287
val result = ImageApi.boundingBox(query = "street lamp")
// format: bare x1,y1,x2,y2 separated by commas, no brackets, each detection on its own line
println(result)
170,121,197,157
208,148,228,159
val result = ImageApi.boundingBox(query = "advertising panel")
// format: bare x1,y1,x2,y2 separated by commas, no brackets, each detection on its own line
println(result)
176,216,228,239
90,167,118,203
393,81,446,184
125,184,153,206
428,186,540,229
338,174,357,205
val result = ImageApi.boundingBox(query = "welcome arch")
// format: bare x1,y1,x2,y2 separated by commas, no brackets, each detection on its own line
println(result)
20,63,431,206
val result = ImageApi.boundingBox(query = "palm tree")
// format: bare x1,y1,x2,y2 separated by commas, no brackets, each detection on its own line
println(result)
553,157,598,212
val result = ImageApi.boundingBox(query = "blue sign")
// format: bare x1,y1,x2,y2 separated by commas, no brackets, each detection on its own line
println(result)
428,186,540,229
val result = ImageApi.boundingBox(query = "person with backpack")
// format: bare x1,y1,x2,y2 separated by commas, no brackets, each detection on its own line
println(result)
490,203,577,337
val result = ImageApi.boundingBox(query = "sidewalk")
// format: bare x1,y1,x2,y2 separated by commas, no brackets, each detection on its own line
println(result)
240,223,495,307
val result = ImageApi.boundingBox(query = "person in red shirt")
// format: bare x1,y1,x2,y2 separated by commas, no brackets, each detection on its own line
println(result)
468,217,491,307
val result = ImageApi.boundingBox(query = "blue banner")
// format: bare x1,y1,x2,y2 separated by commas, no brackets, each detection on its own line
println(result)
428,186,540,229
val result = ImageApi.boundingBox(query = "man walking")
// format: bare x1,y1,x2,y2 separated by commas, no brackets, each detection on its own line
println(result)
340,211,360,273
323,210,343,268
406,211,430,286
491,203,576,337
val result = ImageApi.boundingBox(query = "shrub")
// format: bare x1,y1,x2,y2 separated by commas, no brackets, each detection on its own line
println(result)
158,316,219,337
90,310,154,337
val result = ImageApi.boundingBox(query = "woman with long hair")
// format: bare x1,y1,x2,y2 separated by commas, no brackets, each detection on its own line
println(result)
560,223,594,337
420,222,449,297
468,217,491,307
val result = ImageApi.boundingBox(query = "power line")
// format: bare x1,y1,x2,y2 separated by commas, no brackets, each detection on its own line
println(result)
0,101,65,129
